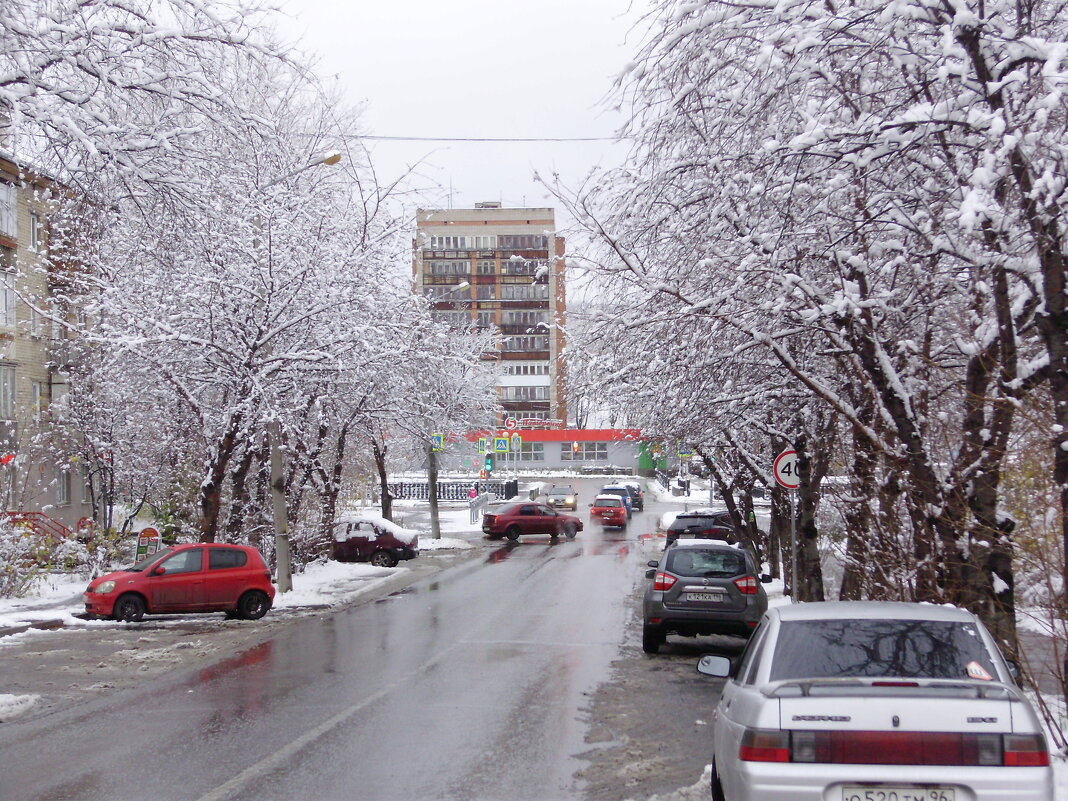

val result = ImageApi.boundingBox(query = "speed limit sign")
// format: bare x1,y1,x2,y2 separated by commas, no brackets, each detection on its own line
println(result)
773,449,800,489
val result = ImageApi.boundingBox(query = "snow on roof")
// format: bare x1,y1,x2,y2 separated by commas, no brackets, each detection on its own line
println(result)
670,538,740,549
593,494,623,503
772,601,974,622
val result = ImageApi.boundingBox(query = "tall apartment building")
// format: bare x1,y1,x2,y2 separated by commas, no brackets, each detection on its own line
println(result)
0,149,92,531
413,203,567,426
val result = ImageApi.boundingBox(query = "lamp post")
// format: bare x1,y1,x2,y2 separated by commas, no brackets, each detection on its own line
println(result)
256,148,343,593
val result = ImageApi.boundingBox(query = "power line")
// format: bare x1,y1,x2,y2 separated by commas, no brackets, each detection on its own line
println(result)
358,134,619,143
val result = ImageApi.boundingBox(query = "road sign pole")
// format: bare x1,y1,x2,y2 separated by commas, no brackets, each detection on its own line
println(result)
790,488,798,601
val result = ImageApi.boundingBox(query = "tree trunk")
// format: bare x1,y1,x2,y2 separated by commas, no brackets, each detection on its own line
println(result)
223,445,254,543
840,425,875,600
197,411,243,542
372,438,392,521
794,433,825,602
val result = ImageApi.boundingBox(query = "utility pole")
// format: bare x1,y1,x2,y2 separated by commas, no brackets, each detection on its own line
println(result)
427,442,441,539
268,419,292,593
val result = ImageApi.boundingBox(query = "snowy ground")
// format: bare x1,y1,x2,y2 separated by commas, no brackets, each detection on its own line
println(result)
0,503,480,723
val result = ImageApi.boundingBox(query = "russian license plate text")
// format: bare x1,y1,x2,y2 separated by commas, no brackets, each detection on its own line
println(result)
842,788,954,801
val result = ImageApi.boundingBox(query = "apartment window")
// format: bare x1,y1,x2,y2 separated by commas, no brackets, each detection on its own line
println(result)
0,366,13,420
29,303,41,337
81,468,92,504
0,273,15,328
30,380,43,417
500,385,549,401
29,213,41,252
503,310,549,327
0,184,15,239
477,260,496,275
500,284,549,300
476,285,497,300
57,468,71,506
499,234,548,250
475,311,495,328
502,335,549,352
561,442,609,461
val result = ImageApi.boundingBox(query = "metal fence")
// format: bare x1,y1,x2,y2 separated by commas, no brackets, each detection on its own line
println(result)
388,480,519,502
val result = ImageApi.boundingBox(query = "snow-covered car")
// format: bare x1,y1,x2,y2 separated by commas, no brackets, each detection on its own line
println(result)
698,601,1052,801
332,515,419,567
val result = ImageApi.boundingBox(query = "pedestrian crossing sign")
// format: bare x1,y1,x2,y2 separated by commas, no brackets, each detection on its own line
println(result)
494,437,510,453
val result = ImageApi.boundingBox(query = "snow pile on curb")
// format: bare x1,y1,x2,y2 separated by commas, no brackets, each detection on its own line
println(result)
0,693,39,721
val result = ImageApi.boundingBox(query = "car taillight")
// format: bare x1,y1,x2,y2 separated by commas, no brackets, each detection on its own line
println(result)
734,575,758,594
1004,734,1050,766
653,572,677,591
787,730,1048,766
739,728,790,762
484,515,495,524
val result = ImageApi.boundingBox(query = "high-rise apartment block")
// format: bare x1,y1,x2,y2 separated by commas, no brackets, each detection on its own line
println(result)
413,203,567,426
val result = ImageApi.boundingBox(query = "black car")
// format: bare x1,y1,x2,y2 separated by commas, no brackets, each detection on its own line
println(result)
665,510,737,546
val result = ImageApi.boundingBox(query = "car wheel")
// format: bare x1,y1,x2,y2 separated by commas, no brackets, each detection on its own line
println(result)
642,624,663,654
505,525,522,541
112,593,146,623
564,523,577,539
236,590,271,620
370,550,398,567
710,759,727,801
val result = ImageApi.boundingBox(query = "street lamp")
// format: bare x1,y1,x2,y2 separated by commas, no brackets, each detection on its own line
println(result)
257,148,343,593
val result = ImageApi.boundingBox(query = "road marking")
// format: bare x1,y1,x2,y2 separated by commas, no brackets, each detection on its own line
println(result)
194,643,458,801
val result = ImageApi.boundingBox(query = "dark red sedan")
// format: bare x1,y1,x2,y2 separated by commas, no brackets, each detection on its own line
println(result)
482,502,583,541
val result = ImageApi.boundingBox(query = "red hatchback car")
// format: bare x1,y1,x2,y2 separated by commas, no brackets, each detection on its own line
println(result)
590,494,627,528
84,543,275,623
482,502,583,541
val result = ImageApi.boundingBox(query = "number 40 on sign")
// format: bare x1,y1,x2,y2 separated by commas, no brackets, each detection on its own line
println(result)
773,449,800,489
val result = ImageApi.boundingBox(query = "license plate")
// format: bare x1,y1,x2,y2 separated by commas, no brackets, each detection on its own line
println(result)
842,788,955,801
686,591,726,602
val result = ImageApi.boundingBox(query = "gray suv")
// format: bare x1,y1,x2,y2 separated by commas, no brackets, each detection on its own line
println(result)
642,539,770,654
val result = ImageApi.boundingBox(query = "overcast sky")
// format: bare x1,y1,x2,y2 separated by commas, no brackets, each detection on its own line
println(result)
275,0,642,220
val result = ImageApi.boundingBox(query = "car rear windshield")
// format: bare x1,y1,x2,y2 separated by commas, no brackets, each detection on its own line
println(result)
494,504,521,515
769,619,1000,682
596,497,621,507
666,548,746,578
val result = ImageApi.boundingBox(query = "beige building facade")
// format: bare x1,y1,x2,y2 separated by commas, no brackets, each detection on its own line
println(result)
0,151,91,532
413,203,568,427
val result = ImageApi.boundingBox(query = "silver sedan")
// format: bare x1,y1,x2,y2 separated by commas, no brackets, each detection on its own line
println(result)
698,601,1053,801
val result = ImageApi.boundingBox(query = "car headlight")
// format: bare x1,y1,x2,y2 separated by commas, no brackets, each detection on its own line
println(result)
566,497,574,503
95,580,116,594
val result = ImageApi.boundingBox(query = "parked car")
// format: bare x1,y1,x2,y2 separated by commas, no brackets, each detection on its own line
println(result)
84,543,275,623
621,479,645,510
545,484,578,510
590,494,628,528
643,539,769,653
698,601,1053,801
599,484,634,517
665,510,737,545
332,515,419,567
482,502,582,540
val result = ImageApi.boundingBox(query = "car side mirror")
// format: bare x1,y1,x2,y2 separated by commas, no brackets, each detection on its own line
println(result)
696,654,733,678
647,560,659,568
587,503,593,507
1005,659,1021,683
151,566,167,576
760,573,773,583
644,568,657,579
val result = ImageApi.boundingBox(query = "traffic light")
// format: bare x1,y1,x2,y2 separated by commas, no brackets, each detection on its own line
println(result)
484,453,494,472
572,441,580,453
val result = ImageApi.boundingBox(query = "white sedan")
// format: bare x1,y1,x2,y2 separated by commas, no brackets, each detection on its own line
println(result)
698,601,1053,801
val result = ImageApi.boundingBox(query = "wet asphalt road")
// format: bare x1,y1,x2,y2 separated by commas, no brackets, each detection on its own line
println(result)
0,478,678,801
